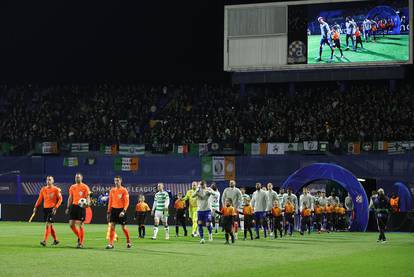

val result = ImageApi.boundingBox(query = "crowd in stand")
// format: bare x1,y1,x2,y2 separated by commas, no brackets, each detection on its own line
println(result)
0,82,413,153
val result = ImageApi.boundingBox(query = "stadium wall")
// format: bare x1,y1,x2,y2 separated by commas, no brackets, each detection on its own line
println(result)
0,154,413,204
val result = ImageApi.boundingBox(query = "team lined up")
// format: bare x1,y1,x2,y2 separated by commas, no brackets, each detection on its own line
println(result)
34,174,355,248
317,15,392,61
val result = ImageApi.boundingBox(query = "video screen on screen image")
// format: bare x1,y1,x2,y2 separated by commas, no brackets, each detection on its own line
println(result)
307,0,410,64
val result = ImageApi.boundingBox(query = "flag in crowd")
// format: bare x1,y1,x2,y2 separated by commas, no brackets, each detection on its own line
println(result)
99,144,118,155
71,143,89,153
119,144,145,155
173,144,189,155
201,156,235,181
114,157,139,171
63,157,79,167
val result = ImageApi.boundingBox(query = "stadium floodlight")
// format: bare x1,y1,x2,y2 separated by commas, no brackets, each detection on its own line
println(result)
357,178,366,182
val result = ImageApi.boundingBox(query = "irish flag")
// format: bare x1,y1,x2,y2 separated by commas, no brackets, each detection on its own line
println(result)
202,156,235,181
114,157,139,171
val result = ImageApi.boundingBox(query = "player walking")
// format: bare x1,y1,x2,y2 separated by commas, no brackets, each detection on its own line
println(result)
373,188,391,243
192,181,214,244
345,193,354,229
345,17,356,50
182,181,199,237
209,183,221,233
266,183,279,237
251,183,268,239
316,17,334,62
222,180,242,239
363,18,372,42
151,183,170,240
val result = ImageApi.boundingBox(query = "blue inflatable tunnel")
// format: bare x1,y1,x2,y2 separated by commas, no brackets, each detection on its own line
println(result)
393,182,413,212
367,5,401,34
282,163,369,232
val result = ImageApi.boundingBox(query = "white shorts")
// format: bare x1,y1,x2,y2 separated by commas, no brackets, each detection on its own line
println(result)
154,210,168,223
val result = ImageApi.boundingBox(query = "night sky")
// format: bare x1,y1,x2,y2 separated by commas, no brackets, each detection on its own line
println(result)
0,1,230,82
0,0,412,83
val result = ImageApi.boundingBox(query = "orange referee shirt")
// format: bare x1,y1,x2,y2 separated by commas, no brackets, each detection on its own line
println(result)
69,183,90,205
35,185,62,208
108,186,129,212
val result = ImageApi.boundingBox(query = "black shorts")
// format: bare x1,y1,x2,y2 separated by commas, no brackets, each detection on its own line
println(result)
333,39,341,48
315,214,323,223
69,204,86,221
301,216,311,224
110,208,127,225
223,217,234,232
244,215,253,228
273,216,283,226
136,212,147,225
285,213,294,223
43,208,55,223
176,209,186,221
326,213,333,222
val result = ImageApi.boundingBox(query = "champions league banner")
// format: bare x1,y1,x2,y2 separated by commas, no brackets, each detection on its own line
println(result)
21,182,191,197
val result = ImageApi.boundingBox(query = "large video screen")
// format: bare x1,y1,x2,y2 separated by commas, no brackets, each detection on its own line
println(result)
306,0,410,64
225,0,412,71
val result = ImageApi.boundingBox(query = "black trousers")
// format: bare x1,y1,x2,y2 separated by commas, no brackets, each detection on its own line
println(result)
301,217,311,234
326,214,333,231
314,215,322,231
346,34,354,47
273,216,283,237
175,210,187,235
377,212,388,241
284,213,294,235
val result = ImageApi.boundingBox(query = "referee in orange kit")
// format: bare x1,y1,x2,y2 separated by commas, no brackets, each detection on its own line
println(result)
106,176,131,249
33,176,62,246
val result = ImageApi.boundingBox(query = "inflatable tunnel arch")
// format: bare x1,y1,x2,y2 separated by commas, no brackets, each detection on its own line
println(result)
367,6,401,34
393,182,413,212
282,163,369,232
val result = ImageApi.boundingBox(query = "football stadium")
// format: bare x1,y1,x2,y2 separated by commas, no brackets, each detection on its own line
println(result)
1,0,414,276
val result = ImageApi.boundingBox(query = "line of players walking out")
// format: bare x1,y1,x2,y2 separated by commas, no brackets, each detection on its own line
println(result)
33,174,358,249
317,15,393,62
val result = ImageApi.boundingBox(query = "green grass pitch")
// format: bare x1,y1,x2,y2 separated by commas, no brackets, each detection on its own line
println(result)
307,34,410,64
0,222,413,276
